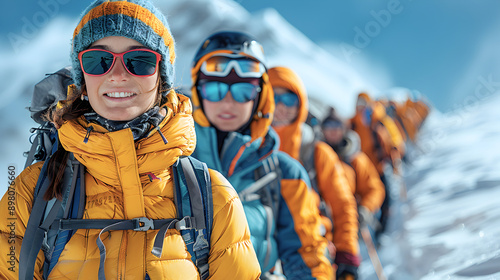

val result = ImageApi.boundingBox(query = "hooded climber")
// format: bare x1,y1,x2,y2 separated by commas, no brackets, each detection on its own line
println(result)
190,32,333,279
269,66,360,280
0,1,261,279
386,100,410,143
350,92,408,240
373,101,405,174
322,109,386,230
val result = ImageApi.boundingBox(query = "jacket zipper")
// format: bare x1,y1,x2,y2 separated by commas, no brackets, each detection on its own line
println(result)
117,231,128,279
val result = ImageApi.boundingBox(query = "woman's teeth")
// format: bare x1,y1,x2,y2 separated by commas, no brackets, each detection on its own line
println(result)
219,114,234,119
106,92,136,98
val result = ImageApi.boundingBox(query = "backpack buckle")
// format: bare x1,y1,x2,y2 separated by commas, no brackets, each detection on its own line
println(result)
133,217,154,231
176,216,194,230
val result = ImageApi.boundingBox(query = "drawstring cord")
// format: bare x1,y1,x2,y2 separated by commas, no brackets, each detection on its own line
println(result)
147,117,168,144
84,126,94,143
156,126,168,144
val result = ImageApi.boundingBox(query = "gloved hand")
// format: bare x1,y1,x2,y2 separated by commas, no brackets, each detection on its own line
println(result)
335,251,360,280
336,263,358,280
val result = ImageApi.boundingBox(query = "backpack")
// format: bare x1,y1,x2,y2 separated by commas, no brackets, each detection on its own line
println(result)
299,124,333,223
19,68,214,280
237,153,282,270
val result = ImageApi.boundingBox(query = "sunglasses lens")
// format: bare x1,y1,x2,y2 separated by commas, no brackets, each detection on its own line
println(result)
275,92,299,107
199,81,229,102
81,50,114,75
230,83,260,102
198,81,260,103
123,50,158,76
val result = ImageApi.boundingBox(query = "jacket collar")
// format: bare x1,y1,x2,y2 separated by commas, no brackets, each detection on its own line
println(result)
194,123,279,178
58,91,196,186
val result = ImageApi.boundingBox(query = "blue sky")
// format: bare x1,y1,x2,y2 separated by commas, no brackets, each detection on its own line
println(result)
238,0,500,112
2,0,500,111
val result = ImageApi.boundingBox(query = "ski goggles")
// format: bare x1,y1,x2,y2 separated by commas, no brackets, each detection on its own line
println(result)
200,54,266,78
274,91,299,107
198,81,261,103
78,48,161,77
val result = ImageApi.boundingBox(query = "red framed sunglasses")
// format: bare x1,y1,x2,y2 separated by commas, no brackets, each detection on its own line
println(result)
78,48,161,77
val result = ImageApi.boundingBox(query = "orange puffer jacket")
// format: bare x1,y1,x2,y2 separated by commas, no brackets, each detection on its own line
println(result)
351,103,394,174
338,132,385,213
0,91,261,280
269,66,359,266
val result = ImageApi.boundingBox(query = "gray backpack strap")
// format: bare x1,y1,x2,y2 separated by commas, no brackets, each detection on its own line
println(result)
19,154,79,280
176,156,212,279
250,154,281,269
24,123,57,169
238,172,278,201
179,157,206,230
51,216,179,280
299,140,319,194
43,158,84,278
299,141,334,226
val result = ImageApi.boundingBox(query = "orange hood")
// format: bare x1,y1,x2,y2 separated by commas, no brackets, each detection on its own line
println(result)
358,92,371,102
371,101,387,124
268,66,309,160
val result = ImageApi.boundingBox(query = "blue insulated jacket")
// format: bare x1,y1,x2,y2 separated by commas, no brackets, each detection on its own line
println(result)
192,125,332,279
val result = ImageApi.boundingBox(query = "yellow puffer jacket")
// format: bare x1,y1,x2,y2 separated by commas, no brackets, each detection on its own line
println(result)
0,91,260,280
373,102,405,157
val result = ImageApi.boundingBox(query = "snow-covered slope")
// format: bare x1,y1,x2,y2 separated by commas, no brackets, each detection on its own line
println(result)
0,0,378,190
360,93,500,279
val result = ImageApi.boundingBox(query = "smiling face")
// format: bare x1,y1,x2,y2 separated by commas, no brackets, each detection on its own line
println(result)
82,36,160,121
202,93,254,132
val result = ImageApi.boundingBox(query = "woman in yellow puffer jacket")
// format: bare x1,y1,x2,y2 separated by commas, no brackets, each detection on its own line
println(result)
0,1,260,279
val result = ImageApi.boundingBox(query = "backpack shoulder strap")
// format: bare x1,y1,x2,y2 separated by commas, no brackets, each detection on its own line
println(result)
24,122,58,170
253,154,281,218
252,153,281,269
173,156,213,280
44,157,85,277
19,151,84,280
299,140,320,194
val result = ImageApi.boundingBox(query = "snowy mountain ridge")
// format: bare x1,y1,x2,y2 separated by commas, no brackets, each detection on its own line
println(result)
157,0,380,117
367,92,500,279
0,0,379,187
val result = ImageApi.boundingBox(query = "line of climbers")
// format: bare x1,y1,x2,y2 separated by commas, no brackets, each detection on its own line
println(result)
0,2,430,278
266,65,429,279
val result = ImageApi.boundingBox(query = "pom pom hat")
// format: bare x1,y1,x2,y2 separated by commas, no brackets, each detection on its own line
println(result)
70,0,175,90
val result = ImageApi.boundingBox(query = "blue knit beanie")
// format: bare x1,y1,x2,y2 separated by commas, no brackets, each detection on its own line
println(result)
71,0,175,91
